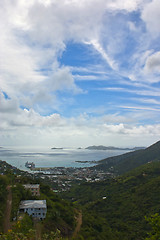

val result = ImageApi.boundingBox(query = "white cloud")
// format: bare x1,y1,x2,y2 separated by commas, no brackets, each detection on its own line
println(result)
74,74,101,81
0,0,88,106
137,98,160,105
142,0,160,35
98,86,160,97
102,123,160,137
0,92,19,113
1,0,160,148
88,39,118,71
120,105,160,112
1,107,160,147
144,51,160,73
0,0,148,105
49,66,83,93
27,0,106,44
0,107,65,131
107,0,144,12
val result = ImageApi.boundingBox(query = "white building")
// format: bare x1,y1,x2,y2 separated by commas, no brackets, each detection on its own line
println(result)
19,200,47,220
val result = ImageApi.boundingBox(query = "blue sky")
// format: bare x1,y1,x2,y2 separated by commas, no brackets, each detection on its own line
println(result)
0,0,160,148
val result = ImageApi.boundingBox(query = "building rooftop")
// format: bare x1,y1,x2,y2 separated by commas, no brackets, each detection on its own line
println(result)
19,200,46,209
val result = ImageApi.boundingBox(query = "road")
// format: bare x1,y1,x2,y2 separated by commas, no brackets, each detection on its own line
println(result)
72,210,82,239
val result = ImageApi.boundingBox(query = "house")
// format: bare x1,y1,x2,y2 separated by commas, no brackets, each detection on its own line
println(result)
23,184,40,196
19,200,47,220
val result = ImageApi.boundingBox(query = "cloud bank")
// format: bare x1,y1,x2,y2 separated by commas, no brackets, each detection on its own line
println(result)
1,0,160,147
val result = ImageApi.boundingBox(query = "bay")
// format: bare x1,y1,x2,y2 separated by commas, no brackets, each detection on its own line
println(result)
0,146,130,171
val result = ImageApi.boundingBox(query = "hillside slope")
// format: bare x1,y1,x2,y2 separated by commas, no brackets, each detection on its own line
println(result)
0,160,76,239
94,140,160,174
62,161,160,239
0,175,8,232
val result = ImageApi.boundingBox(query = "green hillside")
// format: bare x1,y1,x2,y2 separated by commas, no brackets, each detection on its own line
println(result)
94,140,160,175
0,175,8,232
0,160,76,239
62,161,160,239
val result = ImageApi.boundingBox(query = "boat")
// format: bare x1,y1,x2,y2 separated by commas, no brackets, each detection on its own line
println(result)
25,161,35,169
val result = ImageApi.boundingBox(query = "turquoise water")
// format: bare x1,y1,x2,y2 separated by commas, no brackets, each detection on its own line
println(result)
0,146,130,171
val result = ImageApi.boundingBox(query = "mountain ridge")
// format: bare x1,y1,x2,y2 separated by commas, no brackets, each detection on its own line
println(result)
94,140,160,175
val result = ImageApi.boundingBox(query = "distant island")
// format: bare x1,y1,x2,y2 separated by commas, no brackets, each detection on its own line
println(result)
75,160,97,164
51,147,63,150
85,145,145,151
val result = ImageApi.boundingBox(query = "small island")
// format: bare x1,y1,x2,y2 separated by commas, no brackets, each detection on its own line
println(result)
75,160,97,164
51,147,63,150
85,145,145,151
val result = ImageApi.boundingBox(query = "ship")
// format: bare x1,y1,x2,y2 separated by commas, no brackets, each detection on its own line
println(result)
25,161,35,169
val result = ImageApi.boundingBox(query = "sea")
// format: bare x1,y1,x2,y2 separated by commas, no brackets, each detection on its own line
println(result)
0,146,130,171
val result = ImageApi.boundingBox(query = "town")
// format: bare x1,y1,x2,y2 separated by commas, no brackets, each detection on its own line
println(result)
0,160,114,192
31,166,114,192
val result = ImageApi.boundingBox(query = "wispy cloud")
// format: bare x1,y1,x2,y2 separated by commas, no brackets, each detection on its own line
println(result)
98,87,160,97
85,39,118,71
120,105,160,112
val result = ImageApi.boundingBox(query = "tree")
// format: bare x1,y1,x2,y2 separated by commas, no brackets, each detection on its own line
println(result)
145,213,160,240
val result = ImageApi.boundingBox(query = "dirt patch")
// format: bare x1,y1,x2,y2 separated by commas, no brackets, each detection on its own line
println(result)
72,210,82,239
34,220,42,240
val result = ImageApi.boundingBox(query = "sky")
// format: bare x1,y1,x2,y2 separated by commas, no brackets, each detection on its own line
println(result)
1,0,160,148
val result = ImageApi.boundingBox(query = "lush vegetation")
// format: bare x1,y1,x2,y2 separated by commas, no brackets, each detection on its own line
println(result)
11,184,35,220
94,140,160,175
62,161,160,239
145,213,160,240
0,175,8,232
0,161,76,239
10,181,76,238
40,184,76,236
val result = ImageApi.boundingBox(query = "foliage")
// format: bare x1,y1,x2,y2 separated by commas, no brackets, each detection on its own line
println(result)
12,214,33,234
0,161,77,238
145,213,160,240
0,229,66,240
40,183,75,237
0,230,35,240
42,229,64,240
11,184,34,220
0,175,8,232
62,161,160,239
0,214,35,239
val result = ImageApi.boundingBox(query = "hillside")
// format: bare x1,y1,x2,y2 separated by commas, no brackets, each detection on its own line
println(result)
0,160,77,239
94,140,160,175
0,175,8,232
62,161,160,239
